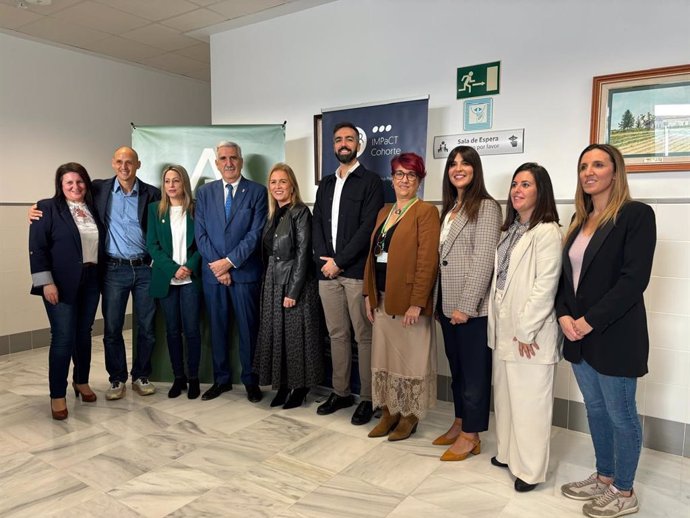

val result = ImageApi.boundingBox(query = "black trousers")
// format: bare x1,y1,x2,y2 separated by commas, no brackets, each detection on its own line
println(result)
437,284,492,432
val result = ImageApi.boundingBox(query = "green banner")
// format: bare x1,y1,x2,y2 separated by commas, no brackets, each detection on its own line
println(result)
132,124,285,190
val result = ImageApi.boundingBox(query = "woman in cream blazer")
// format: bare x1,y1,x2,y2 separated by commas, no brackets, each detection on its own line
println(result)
487,163,562,492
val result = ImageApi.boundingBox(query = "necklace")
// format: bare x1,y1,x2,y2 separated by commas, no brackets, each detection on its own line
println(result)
374,197,418,256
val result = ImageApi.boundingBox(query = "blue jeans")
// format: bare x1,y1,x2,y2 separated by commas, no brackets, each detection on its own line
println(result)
572,358,642,491
44,266,100,398
102,262,156,383
158,283,202,379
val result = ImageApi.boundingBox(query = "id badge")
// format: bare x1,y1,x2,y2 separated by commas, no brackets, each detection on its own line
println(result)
376,251,388,263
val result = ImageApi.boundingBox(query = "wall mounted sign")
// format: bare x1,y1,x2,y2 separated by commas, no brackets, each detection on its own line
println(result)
457,61,500,99
463,98,493,131
433,129,524,159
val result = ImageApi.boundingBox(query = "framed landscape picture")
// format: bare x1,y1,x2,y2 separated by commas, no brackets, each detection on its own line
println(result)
590,64,690,173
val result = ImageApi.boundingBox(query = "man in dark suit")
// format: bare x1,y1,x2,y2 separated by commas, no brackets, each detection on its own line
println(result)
95,146,161,400
194,141,267,402
312,122,384,425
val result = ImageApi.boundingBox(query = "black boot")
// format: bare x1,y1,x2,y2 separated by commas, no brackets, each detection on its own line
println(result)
168,377,187,398
283,387,309,409
187,378,200,399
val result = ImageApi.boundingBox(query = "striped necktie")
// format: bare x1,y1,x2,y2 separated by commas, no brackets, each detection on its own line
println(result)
225,184,233,220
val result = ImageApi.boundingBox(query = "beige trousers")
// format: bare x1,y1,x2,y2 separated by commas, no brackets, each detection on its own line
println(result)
319,277,372,400
492,354,556,484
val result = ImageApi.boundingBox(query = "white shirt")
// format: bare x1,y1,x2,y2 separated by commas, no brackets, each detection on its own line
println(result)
169,206,191,286
67,201,99,264
331,160,360,253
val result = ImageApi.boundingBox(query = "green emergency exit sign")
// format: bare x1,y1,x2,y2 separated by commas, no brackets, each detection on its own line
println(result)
457,61,501,99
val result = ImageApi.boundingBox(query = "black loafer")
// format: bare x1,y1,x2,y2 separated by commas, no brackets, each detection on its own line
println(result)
316,392,354,415
245,384,263,403
514,478,538,492
201,382,232,401
351,400,374,425
491,456,509,468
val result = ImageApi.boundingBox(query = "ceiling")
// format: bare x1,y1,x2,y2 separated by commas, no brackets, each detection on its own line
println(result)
0,0,333,82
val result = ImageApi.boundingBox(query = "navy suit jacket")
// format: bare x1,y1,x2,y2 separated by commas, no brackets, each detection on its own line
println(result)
92,177,161,243
29,197,106,304
194,176,267,284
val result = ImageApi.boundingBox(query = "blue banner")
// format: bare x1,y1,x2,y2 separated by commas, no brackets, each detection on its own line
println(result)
321,98,429,201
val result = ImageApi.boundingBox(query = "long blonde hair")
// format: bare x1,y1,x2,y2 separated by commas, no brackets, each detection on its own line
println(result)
266,163,302,220
158,164,194,218
565,143,631,241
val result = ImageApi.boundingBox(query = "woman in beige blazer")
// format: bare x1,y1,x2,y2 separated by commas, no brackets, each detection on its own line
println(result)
434,146,502,461
363,152,440,441
488,163,562,492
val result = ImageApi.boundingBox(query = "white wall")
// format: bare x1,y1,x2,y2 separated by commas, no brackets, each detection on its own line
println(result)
211,0,690,425
0,31,211,336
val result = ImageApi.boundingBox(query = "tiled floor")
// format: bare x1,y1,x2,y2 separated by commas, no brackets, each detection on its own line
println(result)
0,336,688,518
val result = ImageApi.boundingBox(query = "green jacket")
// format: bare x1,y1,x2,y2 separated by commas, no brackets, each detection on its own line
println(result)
146,201,201,298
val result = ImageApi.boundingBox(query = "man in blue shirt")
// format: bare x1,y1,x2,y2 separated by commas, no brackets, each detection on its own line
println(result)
95,147,161,399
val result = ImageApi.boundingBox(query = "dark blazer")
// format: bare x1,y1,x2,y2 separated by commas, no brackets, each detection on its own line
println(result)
92,177,161,239
146,202,201,298
29,197,105,304
194,176,267,284
312,163,384,280
263,203,313,300
363,201,440,317
556,201,656,377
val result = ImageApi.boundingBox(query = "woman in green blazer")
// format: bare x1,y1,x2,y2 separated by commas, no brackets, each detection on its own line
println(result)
147,165,202,399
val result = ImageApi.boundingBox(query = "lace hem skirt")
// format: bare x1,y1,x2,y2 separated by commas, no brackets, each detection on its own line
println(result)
370,293,437,419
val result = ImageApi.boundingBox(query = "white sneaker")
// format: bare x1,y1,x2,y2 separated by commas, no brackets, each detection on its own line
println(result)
132,377,156,396
561,472,609,501
583,486,639,518
105,381,126,400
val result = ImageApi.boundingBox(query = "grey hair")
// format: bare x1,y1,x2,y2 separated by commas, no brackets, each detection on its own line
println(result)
216,140,242,158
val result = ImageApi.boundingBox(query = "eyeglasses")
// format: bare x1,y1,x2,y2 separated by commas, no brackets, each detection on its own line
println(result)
392,171,419,182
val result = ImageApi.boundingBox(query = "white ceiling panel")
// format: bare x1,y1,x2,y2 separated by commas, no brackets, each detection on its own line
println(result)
93,0,198,22
52,2,149,34
122,23,200,51
160,7,221,32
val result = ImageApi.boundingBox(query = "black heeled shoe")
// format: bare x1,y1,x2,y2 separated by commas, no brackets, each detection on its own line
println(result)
270,386,290,407
283,387,309,409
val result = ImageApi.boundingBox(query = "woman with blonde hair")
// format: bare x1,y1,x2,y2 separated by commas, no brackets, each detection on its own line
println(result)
255,163,323,409
557,144,655,518
147,164,202,399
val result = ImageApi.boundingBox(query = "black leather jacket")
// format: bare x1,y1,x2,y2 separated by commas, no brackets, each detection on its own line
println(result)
263,203,313,300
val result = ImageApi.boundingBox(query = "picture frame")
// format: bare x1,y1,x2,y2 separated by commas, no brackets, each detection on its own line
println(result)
313,114,322,185
590,64,690,173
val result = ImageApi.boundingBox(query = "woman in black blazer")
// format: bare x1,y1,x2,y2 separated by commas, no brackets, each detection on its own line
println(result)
29,163,104,420
254,163,323,409
557,144,655,518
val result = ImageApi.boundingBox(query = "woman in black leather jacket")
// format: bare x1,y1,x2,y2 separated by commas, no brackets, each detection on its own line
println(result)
254,163,324,408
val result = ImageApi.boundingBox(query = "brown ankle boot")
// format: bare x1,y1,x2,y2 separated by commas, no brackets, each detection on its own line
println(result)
368,406,400,437
388,414,419,441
